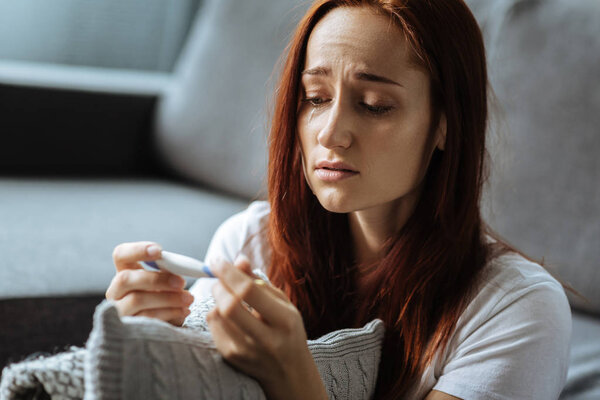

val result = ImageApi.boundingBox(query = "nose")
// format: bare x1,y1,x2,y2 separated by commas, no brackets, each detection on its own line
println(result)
317,98,353,150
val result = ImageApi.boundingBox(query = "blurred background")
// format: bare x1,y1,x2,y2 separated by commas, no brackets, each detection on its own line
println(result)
0,0,200,71
0,0,302,369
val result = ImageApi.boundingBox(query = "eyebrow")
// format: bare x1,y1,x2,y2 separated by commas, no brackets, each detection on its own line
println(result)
301,67,404,87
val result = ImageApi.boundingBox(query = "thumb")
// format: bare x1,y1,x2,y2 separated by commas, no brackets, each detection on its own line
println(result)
233,254,254,277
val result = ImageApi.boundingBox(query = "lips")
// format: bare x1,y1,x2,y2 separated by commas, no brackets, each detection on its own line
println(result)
315,168,358,182
315,160,358,172
321,166,354,172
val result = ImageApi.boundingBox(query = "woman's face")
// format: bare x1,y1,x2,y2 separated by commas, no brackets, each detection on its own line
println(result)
298,6,445,214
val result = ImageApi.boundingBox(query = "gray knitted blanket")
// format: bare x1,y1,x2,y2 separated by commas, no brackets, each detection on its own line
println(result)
1,298,384,400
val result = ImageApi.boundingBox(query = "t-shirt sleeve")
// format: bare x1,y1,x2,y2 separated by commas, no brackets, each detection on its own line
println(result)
433,280,572,400
188,201,270,299
188,208,248,299
203,210,248,266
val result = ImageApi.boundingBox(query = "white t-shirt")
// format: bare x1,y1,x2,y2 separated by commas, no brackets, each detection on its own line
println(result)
190,201,572,400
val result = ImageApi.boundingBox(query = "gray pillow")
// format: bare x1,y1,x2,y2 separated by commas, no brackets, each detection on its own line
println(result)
84,301,384,400
154,0,310,199
469,0,600,314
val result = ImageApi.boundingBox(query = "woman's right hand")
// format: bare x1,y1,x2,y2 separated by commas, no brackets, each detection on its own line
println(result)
105,241,194,326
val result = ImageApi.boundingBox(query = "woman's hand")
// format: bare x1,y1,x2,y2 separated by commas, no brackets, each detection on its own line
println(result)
207,257,328,400
105,241,194,326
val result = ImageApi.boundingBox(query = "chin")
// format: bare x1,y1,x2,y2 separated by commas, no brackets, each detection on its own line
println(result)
315,190,357,214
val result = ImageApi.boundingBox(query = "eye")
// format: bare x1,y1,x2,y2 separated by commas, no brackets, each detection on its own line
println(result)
360,102,394,115
302,97,329,107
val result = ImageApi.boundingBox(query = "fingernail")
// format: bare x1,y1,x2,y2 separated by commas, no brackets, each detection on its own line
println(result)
146,245,162,257
182,292,194,304
234,254,250,265
169,275,183,288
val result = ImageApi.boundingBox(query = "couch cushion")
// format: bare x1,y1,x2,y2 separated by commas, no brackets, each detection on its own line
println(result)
468,0,600,314
560,311,600,399
0,178,248,299
154,0,310,199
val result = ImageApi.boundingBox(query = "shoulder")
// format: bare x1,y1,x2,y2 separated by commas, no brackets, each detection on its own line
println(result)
454,251,572,349
469,251,571,326
210,200,270,241
203,200,271,267
430,252,572,399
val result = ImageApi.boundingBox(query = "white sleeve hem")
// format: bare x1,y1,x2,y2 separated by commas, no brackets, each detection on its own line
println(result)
433,380,511,400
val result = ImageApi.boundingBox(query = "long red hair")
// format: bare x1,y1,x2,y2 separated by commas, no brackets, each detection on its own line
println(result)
267,0,490,397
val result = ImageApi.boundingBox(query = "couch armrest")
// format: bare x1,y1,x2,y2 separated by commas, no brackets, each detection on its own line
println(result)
0,61,172,176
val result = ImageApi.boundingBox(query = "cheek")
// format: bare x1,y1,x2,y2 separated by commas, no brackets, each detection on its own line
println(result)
367,121,434,186
296,121,313,185
296,108,312,147
296,110,325,166
297,124,311,164
297,108,323,143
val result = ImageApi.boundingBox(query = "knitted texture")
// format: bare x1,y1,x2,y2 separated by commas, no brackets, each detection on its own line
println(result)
182,269,284,333
84,301,266,400
182,294,215,331
310,323,383,400
0,347,85,400
85,301,384,400
1,296,384,400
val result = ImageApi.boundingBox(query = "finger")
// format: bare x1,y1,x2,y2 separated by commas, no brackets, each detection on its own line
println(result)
233,254,259,279
117,290,194,316
232,255,288,303
253,278,289,303
106,269,186,300
134,307,191,326
206,308,257,373
112,241,163,271
212,260,293,326
211,281,268,341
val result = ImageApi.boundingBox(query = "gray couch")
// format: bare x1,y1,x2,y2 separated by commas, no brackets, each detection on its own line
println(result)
1,0,598,398
467,1,600,398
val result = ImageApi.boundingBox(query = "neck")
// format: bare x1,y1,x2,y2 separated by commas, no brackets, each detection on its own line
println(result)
349,189,421,266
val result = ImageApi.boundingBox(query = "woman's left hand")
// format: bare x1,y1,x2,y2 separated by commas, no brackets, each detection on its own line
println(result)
207,256,327,400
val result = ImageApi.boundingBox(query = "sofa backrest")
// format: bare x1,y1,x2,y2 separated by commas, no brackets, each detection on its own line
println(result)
154,0,309,199
0,0,199,72
468,0,600,314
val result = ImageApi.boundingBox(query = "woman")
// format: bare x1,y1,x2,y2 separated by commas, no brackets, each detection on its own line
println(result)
106,0,572,398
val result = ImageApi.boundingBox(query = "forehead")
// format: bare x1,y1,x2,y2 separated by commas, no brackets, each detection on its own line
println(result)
304,6,415,75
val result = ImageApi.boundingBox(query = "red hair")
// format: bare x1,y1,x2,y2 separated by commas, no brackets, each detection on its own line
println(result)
267,0,490,398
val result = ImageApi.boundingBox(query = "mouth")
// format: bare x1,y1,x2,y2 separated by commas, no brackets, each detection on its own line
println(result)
320,166,357,173
314,167,359,182
315,160,359,173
